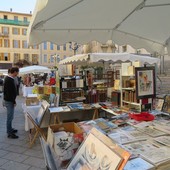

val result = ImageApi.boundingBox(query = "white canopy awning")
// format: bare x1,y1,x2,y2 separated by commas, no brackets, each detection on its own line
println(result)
0,69,8,75
28,0,170,55
59,53,160,66
19,65,51,75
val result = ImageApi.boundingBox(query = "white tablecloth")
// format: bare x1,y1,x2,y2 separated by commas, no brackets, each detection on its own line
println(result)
22,103,41,131
22,86,34,97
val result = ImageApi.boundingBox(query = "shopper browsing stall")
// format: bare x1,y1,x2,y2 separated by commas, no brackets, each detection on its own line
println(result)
3,67,19,139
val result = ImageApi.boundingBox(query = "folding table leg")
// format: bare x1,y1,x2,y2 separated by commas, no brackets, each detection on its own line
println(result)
29,130,39,148
92,109,99,119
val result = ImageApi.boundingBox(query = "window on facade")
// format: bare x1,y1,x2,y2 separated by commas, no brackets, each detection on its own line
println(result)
57,57,60,63
50,55,54,63
57,45,60,50
4,53,9,61
4,39,10,48
2,27,9,34
13,40,20,48
32,54,38,64
14,16,18,21
0,40,2,47
33,45,38,49
4,57,8,61
14,53,20,63
24,54,29,61
0,54,9,61
4,15,7,19
44,54,47,63
22,28,27,35
22,40,28,49
50,42,54,50
43,42,47,50
63,44,66,51
23,17,27,22
122,45,127,52
13,28,20,35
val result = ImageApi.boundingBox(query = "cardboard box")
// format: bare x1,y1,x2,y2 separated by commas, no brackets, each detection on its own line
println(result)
25,97,39,106
38,86,44,94
47,122,83,161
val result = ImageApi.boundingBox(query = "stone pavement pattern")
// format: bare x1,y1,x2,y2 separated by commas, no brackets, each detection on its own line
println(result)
0,95,46,170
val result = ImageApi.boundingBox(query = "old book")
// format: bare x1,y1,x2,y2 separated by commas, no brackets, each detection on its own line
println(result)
124,157,155,170
137,126,166,137
154,136,170,147
140,147,170,165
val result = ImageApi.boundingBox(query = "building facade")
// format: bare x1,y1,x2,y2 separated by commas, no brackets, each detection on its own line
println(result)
0,10,79,69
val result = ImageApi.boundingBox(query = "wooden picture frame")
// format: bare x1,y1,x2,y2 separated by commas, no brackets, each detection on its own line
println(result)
135,67,156,99
68,129,122,170
153,98,165,111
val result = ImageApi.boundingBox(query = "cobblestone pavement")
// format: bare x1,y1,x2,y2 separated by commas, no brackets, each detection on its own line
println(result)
0,93,46,170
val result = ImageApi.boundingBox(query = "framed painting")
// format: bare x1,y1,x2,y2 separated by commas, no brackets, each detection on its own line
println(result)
162,95,170,113
135,67,156,99
154,98,165,111
67,132,122,170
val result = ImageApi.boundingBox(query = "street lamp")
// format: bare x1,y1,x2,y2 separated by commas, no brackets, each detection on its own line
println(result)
69,42,79,55
52,54,59,69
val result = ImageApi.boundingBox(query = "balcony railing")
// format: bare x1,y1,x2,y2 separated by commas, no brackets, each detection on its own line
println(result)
0,19,30,26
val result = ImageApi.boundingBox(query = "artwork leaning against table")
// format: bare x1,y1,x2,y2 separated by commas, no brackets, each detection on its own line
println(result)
135,67,156,99
67,132,122,170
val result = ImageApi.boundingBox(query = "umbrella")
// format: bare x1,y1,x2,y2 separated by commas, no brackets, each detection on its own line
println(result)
19,65,51,75
28,0,170,55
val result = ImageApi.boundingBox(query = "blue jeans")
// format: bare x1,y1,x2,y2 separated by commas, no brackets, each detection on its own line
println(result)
4,101,15,134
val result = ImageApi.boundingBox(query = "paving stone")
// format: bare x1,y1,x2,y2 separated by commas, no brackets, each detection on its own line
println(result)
0,94,47,169
2,152,28,163
2,145,27,154
24,149,44,159
0,143,10,150
23,157,46,169
28,167,46,170
0,150,8,157
0,158,8,166
1,161,30,170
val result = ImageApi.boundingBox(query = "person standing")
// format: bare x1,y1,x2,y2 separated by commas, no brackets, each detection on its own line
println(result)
3,67,19,139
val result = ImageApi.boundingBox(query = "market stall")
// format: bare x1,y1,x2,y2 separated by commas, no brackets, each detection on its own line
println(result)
59,53,160,105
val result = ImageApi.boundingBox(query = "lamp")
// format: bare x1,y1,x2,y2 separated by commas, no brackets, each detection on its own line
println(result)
69,42,79,55
52,54,59,69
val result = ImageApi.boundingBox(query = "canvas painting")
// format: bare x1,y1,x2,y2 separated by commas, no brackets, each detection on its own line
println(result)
67,133,122,170
153,98,164,111
35,107,45,125
135,67,156,99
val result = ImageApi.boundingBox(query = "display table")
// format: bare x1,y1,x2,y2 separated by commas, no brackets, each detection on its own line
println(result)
22,103,41,131
23,103,99,131
49,105,99,124
22,85,34,97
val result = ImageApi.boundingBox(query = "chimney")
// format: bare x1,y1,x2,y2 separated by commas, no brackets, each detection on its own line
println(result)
10,8,12,12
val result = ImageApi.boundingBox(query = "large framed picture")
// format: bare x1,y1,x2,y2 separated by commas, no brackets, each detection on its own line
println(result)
67,130,122,170
135,67,156,99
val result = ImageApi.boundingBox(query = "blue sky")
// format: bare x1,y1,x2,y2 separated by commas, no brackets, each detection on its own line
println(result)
0,0,37,14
